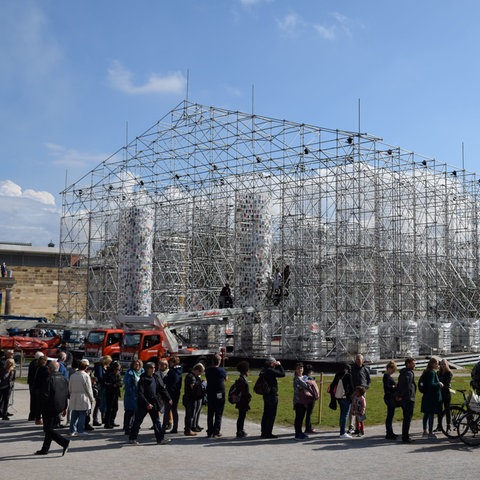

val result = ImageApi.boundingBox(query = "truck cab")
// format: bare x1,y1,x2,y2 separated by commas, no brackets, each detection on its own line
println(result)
119,329,166,367
84,328,123,363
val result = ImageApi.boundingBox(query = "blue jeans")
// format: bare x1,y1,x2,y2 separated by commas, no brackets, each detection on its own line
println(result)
70,410,87,434
339,399,351,435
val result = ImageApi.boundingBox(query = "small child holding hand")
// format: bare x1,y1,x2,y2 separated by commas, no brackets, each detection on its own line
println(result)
351,385,367,437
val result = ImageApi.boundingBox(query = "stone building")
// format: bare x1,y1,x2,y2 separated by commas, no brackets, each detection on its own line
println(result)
0,242,65,320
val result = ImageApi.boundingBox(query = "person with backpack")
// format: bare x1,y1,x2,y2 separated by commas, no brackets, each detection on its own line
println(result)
396,357,417,443
260,357,285,439
232,360,251,438
420,357,443,439
330,362,354,438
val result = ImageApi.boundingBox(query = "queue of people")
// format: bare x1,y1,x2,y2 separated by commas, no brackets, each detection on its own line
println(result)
4,347,476,455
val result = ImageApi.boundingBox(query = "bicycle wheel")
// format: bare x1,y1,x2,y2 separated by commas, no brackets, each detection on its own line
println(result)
440,406,465,438
457,411,480,446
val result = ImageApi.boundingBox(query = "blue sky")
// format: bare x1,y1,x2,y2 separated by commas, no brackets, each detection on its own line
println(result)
1,0,480,246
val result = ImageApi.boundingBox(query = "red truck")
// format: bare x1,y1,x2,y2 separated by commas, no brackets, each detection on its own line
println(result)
83,328,124,363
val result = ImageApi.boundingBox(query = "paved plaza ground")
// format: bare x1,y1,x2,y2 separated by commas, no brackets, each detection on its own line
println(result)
1,382,479,480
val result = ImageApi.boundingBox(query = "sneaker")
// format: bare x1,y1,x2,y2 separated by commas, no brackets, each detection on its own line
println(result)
347,425,355,434
157,438,172,445
305,428,316,434
213,433,222,438
428,433,437,439
295,433,308,440
236,431,248,438
128,439,140,445
92,421,101,426
356,432,364,437
340,433,352,438
69,432,78,437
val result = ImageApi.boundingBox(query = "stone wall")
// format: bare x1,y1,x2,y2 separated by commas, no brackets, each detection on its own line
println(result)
2,267,59,320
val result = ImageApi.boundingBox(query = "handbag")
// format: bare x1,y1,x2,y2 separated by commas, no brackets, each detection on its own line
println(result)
391,392,402,407
329,396,337,410
334,377,345,399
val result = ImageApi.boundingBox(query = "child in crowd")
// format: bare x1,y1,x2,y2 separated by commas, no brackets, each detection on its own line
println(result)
351,386,366,437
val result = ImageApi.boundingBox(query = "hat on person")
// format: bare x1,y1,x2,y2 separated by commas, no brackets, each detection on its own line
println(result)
35,351,45,359
266,357,276,365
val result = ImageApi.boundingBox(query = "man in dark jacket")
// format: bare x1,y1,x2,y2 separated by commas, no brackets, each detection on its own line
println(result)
260,357,285,439
349,353,371,433
128,363,172,445
396,357,417,443
35,361,70,456
205,353,228,438
163,356,183,434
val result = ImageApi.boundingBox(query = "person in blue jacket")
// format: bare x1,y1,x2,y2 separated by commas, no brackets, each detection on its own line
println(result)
123,360,143,435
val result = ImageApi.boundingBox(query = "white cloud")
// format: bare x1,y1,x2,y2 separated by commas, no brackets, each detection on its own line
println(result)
313,24,338,41
108,61,186,95
313,12,355,41
0,180,55,205
0,180,60,245
277,12,305,36
46,143,107,169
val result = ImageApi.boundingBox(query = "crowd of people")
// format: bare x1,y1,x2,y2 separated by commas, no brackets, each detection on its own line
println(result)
1,346,477,455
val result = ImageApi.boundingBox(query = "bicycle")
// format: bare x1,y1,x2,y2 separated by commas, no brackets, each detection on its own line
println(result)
457,391,480,446
438,388,469,439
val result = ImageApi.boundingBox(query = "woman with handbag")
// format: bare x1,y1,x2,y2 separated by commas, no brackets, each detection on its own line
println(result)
383,360,399,440
330,363,354,438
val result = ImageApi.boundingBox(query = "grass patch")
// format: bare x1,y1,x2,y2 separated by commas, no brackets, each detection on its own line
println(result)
221,370,472,430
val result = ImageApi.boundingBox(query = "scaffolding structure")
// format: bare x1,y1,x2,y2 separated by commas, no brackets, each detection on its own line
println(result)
59,100,480,360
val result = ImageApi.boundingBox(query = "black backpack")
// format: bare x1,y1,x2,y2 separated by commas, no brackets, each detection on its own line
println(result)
228,379,242,404
253,373,271,395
